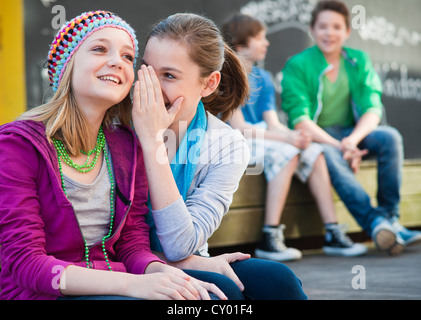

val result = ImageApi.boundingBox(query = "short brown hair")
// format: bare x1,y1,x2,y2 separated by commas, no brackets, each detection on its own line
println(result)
221,13,265,50
310,0,350,29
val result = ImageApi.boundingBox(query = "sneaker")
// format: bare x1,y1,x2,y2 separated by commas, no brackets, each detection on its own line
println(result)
390,218,421,246
371,216,404,255
322,224,367,257
254,225,302,261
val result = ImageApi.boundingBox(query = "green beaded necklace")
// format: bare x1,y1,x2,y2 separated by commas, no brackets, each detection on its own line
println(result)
53,126,115,271
53,127,106,173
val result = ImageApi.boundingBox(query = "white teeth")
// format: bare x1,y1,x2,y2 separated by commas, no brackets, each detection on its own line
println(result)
99,76,120,84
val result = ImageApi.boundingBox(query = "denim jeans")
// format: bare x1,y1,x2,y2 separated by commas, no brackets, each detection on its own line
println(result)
186,258,307,300
58,259,307,301
321,125,403,234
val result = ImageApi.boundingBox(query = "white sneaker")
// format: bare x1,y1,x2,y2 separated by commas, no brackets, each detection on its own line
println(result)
254,225,302,261
322,224,367,257
390,218,421,246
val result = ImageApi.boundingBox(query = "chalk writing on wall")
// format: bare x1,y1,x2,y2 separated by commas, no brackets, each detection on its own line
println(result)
240,0,421,103
376,63,421,101
358,16,421,47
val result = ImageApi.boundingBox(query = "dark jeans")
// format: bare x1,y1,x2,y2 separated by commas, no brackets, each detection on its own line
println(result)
58,258,307,300
185,258,307,300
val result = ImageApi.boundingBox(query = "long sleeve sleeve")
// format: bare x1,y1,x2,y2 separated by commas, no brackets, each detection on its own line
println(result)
151,121,250,261
113,134,164,274
0,132,73,298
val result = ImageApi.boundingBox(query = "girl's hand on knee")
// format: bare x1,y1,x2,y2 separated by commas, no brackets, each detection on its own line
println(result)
171,252,250,292
143,262,227,300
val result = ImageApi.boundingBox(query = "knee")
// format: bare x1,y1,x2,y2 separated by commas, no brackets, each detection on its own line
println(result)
183,270,244,300
372,126,404,158
231,258,307,300
255,260,308,300
313,152,326,168
289,154,300,167
379,126,403,147
282,155,299,176
321,144,341,159
271,263,308,300
320,144,346,169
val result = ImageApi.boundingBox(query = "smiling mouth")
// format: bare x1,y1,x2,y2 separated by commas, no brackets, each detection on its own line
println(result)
98,75,122,84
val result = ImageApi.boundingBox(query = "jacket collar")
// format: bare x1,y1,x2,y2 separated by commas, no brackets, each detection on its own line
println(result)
311,45,359,68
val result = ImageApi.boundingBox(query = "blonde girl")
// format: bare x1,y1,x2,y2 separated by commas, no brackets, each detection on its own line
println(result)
0,10,225,300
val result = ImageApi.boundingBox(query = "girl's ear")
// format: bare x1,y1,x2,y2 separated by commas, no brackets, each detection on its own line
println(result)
201,71,221,97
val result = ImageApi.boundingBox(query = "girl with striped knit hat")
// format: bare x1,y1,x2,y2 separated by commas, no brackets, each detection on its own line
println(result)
0,10,225,300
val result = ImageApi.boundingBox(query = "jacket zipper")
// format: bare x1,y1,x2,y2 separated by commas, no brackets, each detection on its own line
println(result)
314,64,334,123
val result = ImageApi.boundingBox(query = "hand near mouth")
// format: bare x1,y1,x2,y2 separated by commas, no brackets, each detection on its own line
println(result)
132,64,183,145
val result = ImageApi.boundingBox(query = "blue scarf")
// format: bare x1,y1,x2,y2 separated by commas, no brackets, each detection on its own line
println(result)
146,101,207,251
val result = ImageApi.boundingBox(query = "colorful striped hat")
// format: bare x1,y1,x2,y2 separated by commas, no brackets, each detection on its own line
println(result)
47,10,138,91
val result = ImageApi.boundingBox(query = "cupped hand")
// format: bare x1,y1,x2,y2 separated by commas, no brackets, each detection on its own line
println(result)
340,137,368,173
132,65,183,145
170,252,251,292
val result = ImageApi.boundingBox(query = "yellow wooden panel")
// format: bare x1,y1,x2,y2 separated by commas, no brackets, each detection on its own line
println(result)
230,174,266,208
0,0,26,125
208,208,264,247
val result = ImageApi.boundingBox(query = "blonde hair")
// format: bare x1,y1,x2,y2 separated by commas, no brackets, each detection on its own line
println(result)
148,13,249,121
19,57,132,156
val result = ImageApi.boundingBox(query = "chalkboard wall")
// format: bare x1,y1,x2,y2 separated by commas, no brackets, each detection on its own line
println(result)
24,0,421,158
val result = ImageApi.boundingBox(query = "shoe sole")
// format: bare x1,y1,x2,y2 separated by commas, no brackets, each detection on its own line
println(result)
405,236,421,246
254,249,302,262
375,229,404,256
323,245,368,257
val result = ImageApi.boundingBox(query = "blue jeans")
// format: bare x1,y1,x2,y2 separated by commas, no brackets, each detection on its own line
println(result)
58,259,307,300
321,125,403,234
186,258,307,300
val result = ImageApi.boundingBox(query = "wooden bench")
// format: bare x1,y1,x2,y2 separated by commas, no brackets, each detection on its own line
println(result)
208,160,421,248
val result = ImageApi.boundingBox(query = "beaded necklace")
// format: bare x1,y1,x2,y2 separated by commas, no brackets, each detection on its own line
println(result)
53,127,115,271
53,127,106,173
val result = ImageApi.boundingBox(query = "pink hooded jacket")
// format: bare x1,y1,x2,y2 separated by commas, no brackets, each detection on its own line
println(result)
0,120,163,300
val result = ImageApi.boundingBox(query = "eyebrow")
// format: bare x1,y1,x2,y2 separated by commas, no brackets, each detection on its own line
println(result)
87,37,134,52
141,59,183,74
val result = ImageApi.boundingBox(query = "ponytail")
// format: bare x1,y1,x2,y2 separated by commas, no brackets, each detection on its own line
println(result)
202,43,249,121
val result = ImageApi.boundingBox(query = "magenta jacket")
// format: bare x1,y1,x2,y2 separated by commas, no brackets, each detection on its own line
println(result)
0,120,163,300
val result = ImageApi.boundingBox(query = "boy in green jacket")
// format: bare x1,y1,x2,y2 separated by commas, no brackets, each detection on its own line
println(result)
281,0,421,255
223,13,367,261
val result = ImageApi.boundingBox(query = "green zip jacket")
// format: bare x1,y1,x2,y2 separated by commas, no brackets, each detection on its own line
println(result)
281,45,383,128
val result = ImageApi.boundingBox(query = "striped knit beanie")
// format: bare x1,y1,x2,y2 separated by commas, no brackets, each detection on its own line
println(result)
47,10,138,92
